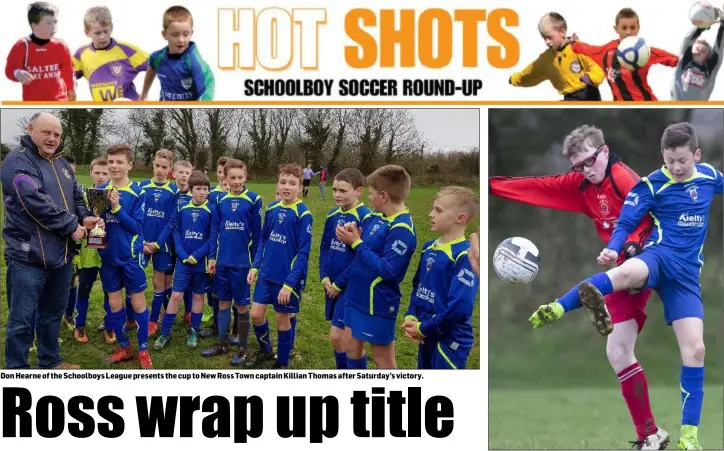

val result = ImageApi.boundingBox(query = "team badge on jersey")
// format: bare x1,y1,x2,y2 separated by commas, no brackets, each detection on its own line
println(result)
181,78,193,90
686,185,698,201
111,64,123,76
153,192,161,202
278,211,287,223
425,255,435,272
570,60,582,74
191,211,199,222
599,198,609,215
370,223,381,235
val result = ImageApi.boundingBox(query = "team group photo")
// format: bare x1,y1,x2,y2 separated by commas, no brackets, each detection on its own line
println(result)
0,107,481,372
488,108,723,450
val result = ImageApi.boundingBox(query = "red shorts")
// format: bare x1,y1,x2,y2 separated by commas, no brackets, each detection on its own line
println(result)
604,288,653,333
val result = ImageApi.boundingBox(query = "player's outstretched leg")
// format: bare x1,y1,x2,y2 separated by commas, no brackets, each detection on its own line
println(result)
673,317,705,451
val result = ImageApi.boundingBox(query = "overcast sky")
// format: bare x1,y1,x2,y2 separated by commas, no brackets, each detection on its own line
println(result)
0,108,479,151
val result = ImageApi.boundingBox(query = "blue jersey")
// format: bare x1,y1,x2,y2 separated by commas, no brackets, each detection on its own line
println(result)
319,202,372,287
98,181,145,266
148,42,215,101
405,237,479,348
211,189,263,268
172,200,215,273
609,164,723,262
252,199,313,292
175,188,192,211
341,209,417,319
139,179,177,252
207,185,227,205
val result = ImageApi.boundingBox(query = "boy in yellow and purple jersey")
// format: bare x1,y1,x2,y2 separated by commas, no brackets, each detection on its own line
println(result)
72,7,148,101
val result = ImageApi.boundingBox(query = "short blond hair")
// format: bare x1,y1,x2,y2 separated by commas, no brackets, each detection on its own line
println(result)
538,12,567,34
224,158,247,176
84,6,112,31
163,5,193,30
174,160,193,170
366,165,411,203
562,125,605,158
436,186,479,224
155,148,174,164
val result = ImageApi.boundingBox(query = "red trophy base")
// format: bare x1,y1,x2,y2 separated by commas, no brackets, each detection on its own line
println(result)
86,233,107,249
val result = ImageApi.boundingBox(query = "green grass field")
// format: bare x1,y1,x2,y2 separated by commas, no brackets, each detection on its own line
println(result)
0,176,481,370
489,386,724,449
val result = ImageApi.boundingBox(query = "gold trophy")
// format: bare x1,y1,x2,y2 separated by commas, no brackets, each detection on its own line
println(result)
86,188,110,249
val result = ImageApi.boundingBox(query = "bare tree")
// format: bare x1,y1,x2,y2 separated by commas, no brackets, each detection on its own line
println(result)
352,108,389,174
169,109,204,164
271,109,299,166
128,109,175,165
298,109,333,168
205,109,237,170
230,110,252,161
247,109,273,172
327,109,350,174
383,109,421,164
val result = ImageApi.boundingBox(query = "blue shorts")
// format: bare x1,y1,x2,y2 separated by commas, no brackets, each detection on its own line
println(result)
151,252,173,272
100,258,148,294
636,244,703,325
215,266,251,306
172,263,210,294
325,294,345,329
344,304,395,345
417,339,471,370
253,279,300,313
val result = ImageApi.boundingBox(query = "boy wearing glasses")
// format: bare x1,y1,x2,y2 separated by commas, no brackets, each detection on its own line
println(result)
490,125,667,449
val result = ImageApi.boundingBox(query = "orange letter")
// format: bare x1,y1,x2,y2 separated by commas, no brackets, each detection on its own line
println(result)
487,8,519,69
380,9,415,67
454,9,486,68
345,9,378,68
418,9,453,69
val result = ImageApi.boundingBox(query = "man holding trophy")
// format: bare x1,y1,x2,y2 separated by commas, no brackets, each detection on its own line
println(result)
2,112,104,369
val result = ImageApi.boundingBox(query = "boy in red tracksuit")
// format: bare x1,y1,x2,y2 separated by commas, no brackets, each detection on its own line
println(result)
490,124,669,450
570,8,678,101
5,2,75,101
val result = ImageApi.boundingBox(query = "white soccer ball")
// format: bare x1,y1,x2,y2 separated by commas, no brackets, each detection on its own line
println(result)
493,237,540,284
690,1,719,29
616,36,651,71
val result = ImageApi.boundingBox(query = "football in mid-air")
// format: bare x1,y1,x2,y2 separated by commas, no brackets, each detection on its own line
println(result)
616,36,651,71
689,1,719,29
493,237,540,284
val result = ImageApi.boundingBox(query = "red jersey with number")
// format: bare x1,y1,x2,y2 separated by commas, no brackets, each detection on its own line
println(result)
572,40,678,101
489,155,653,260
5,36,74,101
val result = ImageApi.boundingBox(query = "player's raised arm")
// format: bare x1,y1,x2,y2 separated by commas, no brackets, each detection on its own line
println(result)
705,24,724,74
509,53,549,87
650,47,679,67
489,173,587,213
571,39,609,67
607,179,655,254
351,224,417,281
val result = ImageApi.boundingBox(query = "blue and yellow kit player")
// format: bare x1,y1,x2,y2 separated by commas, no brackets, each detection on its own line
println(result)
403,187,480,370
335,165,418,370
248,164,313,369
530,123,723,450
319,168,371,369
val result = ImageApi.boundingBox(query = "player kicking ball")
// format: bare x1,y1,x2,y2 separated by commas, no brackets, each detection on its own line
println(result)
531,123,722,450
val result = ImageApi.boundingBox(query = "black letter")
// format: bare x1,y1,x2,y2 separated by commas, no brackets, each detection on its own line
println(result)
233,396,263,443
98,396,125,438
202,396,230,438
179,396,200,437
2,387,32,437
407,387,421,437
371,387,385,437
350,390,369,437
310,395,338,443
277,396,306,438
425,396,454,438
387,390,405,437
136,396,178,437
68,396,95,438
36,395,65,438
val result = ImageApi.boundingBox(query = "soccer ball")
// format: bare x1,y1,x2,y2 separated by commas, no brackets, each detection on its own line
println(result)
616,36,651,71
690,1,719,28
493,237,540,284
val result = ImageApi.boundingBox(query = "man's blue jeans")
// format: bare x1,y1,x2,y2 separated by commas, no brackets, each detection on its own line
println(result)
5,258,73,369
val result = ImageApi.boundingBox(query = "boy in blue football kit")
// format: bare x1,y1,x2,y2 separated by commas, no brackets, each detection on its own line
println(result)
140,6,214,101
203,159,262,365
140,149,178,336
172,160,195,317
154,171,215,350
319,168,371,369
530,123,722,450
98,144,152,369
336,165,418,369
403,187,480,369
248,164,313,369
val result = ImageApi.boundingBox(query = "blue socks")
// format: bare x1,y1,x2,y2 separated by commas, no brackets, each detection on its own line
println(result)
135,308,149,351
277,329,292,366
103,293,111,329
125,295,134,322
112,309,129,348
163,288,172,310
190,312,202,333
558,272,614,312
150,291,164,322
75,298,89,329
334,351,347,369
681,365,705,426
290,316,298,350
161,312,176,337
347,355,368,369
218,308,231,340
254,322,273,353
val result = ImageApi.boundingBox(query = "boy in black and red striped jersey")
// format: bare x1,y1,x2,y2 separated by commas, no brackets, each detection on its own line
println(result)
4,2,75,101
571,8,679,101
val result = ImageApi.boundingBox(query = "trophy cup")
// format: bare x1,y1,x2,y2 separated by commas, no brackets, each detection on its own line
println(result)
86,188,110,249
